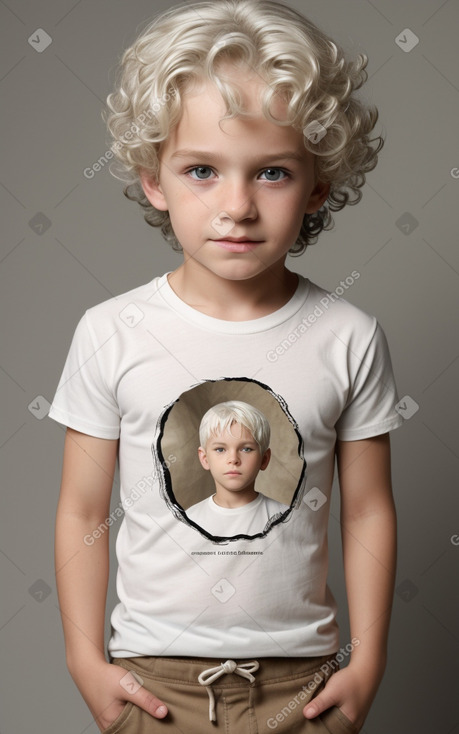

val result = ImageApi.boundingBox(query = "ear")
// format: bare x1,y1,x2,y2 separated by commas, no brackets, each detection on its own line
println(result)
305,179,330,214
260,448,271,471
139,167,168,211
198,446,210,471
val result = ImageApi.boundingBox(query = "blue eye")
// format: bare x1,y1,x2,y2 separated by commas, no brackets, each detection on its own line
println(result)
188,166,214,180
261,168,287,182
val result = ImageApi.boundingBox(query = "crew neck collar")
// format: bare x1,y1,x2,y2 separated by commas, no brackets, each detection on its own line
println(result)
208,493,263,514
155,272,310,334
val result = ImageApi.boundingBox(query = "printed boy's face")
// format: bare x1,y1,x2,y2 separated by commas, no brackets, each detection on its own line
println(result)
140,65,329,283
198,423,270,506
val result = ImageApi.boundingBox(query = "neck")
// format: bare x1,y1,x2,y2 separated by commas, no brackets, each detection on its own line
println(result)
168,261,298,321
212,487,258,509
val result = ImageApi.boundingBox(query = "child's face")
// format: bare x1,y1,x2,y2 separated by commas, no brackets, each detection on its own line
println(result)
198,423,270,502
141,65,329,283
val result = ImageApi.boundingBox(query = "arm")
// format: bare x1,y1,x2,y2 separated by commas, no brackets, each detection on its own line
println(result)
55,428,117,671
304,433,397,731
55,428,168,731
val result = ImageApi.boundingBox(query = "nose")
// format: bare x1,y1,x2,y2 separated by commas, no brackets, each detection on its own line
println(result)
227,450,240,464
220,176,258,222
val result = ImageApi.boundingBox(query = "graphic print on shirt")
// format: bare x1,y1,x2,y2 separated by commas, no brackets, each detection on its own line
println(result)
152,377,306,544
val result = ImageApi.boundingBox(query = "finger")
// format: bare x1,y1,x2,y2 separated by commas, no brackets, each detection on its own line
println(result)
135,688,168,718
303,691,335,719
119,671,168,718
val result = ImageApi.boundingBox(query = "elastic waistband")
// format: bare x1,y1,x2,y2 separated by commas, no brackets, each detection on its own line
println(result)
112,653,338,686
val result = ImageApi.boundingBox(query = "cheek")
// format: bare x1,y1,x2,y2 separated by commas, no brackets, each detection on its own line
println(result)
168,192,208,233
279,190,308,219
164,174,202,208
263,190,306,229
159,175,191,212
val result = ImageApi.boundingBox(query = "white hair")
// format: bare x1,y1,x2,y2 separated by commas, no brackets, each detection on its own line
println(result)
199,400,270,454
104,0,382,254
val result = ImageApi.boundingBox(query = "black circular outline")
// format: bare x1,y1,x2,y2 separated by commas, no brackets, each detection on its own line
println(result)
152,376,306,544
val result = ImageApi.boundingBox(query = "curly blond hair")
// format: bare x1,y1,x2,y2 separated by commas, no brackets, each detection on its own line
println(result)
104,0,383,254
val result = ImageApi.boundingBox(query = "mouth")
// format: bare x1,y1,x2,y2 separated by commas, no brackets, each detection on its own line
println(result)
224,471,242,475
212,238,263,253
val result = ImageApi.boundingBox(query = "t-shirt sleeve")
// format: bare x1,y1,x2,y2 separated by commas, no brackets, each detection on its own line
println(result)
48,311,120,439
335,319,404,441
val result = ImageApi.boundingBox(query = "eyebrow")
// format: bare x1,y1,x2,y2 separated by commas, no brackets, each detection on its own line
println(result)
209,438,258,446
170,149,305,164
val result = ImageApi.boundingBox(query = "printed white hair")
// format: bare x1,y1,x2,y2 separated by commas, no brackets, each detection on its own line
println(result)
104,0,383,254
199,401,270,454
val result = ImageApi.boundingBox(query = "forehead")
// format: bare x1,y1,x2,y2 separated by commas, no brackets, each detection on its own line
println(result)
161,65,309,162
209,422,257,443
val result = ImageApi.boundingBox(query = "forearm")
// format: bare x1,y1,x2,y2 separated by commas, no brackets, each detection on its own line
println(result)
342,503,397,682
303,436,397,728
55,507,110,675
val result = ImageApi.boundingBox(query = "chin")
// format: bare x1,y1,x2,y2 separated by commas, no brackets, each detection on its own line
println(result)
214,264,267,281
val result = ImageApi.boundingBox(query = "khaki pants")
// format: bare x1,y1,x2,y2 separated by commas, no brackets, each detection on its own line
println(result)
103,654,358,733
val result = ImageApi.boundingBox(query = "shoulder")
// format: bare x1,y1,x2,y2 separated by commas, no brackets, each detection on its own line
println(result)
186,496,213,518
257,493,290,513
85,275,164,323
68,275,166,347
305,277,376,330
301,277,389,350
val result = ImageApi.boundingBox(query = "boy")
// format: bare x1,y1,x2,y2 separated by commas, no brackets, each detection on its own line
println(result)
187,401,290,536
50,1,403,732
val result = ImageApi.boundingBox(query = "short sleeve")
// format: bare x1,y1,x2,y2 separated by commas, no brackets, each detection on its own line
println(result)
335,320,404,441
48,312,120,439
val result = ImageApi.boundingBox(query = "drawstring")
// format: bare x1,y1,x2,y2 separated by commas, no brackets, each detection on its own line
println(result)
198,659,259,722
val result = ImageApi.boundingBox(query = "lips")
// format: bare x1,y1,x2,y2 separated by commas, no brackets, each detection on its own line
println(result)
213,239,262,253
215,236,261,242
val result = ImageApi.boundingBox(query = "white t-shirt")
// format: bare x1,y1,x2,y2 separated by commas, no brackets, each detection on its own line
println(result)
48,273,403,658
186,492,290,537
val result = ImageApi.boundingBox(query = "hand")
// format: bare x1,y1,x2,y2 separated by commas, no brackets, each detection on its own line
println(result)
70,659,168,732
303,664,380,732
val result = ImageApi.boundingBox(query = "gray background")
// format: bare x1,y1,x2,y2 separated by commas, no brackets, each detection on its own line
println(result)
1,0,458,732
